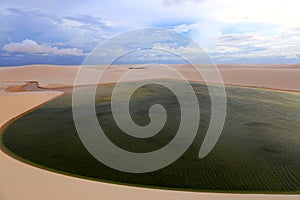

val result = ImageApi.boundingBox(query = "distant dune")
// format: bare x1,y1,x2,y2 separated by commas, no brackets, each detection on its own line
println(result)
0,64,299,91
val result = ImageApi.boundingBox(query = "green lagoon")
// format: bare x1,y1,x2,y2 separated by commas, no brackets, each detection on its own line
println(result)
1,81,300,193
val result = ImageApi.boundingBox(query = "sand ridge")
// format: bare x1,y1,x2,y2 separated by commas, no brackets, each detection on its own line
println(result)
0,64,299,91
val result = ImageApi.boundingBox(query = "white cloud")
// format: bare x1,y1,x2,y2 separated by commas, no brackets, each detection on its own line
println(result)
163,0,204,6
125,42,208,63
2,39,84,56
212,0,300,28
152,42,197,54
1,0,300,64
215,46,241,53
172,20,300,62
216,30,300,58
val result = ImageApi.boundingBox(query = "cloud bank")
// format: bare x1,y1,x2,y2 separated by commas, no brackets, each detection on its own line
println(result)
0,0,300,65
3,39,84,56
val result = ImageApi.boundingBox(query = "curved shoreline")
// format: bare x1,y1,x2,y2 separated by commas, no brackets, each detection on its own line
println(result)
0,65,299,200
0,86,300,195
1,87,299,199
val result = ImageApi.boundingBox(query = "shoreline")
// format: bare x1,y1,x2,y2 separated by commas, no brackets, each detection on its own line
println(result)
1,64,300,93
0,65,299,200
0,86,299,195
5,78,300,95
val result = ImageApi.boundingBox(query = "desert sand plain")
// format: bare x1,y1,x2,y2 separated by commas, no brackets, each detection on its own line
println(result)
0,64,299,200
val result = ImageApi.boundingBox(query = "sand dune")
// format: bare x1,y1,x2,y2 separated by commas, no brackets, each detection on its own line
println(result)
0,64,299,200
0,64,299,91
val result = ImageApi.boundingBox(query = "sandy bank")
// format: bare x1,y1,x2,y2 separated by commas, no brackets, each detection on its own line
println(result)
0,64,299,199
0,64,299,91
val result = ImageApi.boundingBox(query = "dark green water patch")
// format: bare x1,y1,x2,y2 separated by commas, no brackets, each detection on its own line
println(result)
2,81,300,193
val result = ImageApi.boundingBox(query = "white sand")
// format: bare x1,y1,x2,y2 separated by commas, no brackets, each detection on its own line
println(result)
0,65,299,200
0,64,299,91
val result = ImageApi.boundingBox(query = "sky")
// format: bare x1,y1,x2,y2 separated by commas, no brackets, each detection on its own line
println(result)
0,0,300,65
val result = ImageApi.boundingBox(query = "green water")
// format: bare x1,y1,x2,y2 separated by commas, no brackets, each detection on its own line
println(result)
2,81,300,193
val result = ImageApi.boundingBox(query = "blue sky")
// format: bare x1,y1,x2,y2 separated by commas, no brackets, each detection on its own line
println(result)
1,0,300,65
